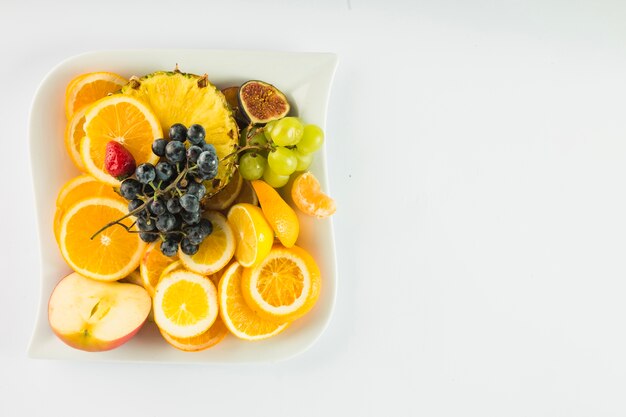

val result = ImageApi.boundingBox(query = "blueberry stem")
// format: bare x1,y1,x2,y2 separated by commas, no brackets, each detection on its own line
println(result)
90,166,191,240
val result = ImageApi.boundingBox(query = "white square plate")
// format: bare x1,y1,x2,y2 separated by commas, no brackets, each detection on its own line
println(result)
28,49,338,363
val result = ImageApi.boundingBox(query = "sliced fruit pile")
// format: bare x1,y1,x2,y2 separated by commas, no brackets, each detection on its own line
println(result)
48,68,336,353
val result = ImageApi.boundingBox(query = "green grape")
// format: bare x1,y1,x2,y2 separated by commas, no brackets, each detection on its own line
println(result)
297,124,324,154
250,132,268,146
267,147,297,176
239,152,266,181
263,120,277,141
295,149,313,171
270,117,304,146
263,165,290,188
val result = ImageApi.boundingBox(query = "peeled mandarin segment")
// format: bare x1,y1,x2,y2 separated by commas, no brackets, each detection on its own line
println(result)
204,170,243,210
81,95,162,186
159,315,228,352
178,211,235,275
65,72,127,120
251,180,299,247
140,242,178,297
226,203,274,268
58,197,145,281
218,262,289,341
290,172,336,218
64,106,88,171
241,245,321,322
153,271,219,338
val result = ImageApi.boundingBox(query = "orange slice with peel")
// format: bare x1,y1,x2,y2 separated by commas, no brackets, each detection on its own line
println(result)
234,180,259,206
53,174,125,241
178,211,235,275
203,170,243,210
64,106,88,171
291,172,336,218
81,95,161,186
218,262,289,341
140,242,178,297
58,197,145,281
251,180,299,247
226,203,274,267
153,270,218,338
241,245,321,322
159,316,228,352
65,72,127,120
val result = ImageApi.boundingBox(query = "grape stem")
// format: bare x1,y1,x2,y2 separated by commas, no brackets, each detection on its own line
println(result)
223,124,275,161
89,166,191,240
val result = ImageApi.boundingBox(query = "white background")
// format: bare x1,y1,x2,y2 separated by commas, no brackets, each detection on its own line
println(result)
2,0,626,415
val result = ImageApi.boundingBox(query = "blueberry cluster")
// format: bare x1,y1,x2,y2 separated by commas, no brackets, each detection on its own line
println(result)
118,123,219,256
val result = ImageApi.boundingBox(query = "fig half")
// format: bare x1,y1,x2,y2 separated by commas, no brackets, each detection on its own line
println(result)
238,80,290,125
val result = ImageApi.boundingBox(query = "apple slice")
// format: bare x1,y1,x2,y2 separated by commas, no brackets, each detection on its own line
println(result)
48,272,151,352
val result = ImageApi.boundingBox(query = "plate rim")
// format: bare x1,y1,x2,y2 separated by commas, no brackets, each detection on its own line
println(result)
27,48,339,363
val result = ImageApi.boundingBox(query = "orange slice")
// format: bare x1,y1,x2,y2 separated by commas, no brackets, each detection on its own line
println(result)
58,197,145,281
203,170,243,210
81,95,161,186
159,316,228,351
241,245,321,322
291,172,336,218
178,211,235,275
140,242,178,297
153,270,218,338
159,260,186,282
234,180,259,206
64,106,88,171
65,72,127,120
251,180,299,247
218,262,289,341
54,174,124,241
226,203,274,267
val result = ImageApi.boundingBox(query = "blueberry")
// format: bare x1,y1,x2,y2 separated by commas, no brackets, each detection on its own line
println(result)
149,198,166,216
152,138,168,157
181,210,201,225
187,124,206,145
167,231,183,243
186,145,203,165
198,168,218,180
155,161,175,182
169,123,187,142
136,216,156,231
166,197,182,214
136,163,156,184
202,143,216,154
185,225,204,245
197,150,218,175
128,198,144,214
199,218,213,237
165,140,186,163
156,213,177,232
180,194,200,213
140,232,159,243
120,178,142,200
186,182,206,200
180,238,200,255
160,239,178,257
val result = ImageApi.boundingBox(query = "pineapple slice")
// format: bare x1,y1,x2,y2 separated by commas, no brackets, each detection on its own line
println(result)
121,70,239,195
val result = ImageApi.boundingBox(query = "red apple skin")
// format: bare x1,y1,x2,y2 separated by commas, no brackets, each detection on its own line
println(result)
49,318,147,352
48,272,151,352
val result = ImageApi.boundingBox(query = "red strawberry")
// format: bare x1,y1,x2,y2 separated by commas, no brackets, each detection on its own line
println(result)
105,141,136,180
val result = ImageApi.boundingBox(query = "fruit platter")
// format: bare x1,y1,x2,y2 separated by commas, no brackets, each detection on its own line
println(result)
28,50,338,362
